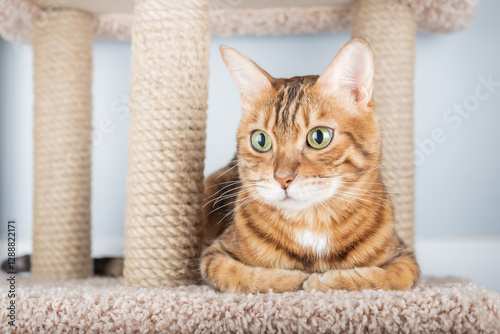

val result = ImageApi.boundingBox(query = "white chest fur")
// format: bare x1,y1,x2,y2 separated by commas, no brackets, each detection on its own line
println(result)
294,228,329,256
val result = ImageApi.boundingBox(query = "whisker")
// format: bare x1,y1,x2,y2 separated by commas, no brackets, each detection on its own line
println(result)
208,197,245,215
341,182,399,190
218,193,259,224
213,187,256,206
203,188,248,209
321,163,383,179
205,183,243,201
206,179,263,202
204,180,242,190
335,191,392,212
210,184,251,202
214,162,239,180
344,188,398,209
338,188,394,209
339,181,398,189
317,198,328,211
258,198,267,214
334,194,379,217
205,178,263,190
351,188,400,195
322,179,400,190
209,185,260,217
213,180,244,185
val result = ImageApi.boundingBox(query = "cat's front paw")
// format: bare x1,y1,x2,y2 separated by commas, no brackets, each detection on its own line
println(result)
303,273,330,292
216,280,260,295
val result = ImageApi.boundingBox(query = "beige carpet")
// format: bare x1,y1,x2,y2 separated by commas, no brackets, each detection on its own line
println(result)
1,276,499,333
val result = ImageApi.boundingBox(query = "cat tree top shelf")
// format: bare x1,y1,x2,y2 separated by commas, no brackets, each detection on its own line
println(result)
29,0,357,14
1,0,479,44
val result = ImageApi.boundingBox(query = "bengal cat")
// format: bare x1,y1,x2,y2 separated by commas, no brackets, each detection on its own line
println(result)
200,39,419,294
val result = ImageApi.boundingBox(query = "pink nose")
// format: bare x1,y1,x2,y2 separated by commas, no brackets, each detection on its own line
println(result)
274,175,295,189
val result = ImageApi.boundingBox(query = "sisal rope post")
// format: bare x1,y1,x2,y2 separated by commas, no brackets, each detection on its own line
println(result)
124,0,210,287
352,0,417,248
32,9,94,278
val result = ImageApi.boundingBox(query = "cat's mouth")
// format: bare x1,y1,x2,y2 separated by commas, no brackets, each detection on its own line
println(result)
280,192,300,203
257,178,342,211
281,190,293,199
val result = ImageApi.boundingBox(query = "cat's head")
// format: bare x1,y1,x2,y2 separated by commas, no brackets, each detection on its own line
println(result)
221,39,381,211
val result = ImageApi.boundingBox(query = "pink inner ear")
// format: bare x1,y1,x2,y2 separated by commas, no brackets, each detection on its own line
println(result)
352,87,362,102
317,40,374,108
338,83,365,104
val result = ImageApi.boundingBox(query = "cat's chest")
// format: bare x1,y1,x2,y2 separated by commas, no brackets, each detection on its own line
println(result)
238,223,334,271
293,228,329,256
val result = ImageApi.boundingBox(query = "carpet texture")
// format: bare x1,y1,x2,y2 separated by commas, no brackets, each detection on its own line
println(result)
1,276,499,333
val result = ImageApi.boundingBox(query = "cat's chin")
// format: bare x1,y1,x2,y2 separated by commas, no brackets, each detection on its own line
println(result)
270,197,321,212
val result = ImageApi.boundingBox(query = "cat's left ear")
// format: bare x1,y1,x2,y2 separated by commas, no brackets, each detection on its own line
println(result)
316,39,374,110
220,46,275,98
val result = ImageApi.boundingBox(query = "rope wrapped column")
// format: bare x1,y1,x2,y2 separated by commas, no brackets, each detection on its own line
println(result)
32,10,93,278
352,0,417,247
124,0,210,287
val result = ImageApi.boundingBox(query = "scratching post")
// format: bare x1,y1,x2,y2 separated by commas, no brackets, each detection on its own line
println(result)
352,0,417,247
32,9,93,278
124,0,210,287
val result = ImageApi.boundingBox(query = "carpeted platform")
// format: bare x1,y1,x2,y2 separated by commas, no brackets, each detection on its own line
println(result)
1,276,499,333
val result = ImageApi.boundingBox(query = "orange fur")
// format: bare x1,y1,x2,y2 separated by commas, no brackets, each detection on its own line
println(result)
201,39,419,294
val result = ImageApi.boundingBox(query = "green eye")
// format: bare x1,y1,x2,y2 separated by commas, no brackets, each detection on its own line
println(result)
307,127,333,149
251,130,272,152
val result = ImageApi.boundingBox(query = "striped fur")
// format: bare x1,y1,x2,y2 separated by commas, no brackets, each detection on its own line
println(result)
201,41,419,294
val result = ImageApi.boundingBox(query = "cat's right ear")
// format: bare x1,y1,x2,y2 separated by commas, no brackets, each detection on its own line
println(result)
315,39,374,110
220,46,275,98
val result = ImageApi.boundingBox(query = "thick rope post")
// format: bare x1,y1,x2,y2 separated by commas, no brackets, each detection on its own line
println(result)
32,9,94,278
352,0,417,248
124,0,210,287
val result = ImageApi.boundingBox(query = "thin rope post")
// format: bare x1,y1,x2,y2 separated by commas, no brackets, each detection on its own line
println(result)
32,9,94,278
124,0,210,287
352,0,417,248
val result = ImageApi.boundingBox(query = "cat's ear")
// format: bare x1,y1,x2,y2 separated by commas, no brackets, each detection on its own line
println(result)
316,39,374,109
220,46,274,98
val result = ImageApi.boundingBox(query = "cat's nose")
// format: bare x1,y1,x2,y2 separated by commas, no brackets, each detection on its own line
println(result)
274,175,295,189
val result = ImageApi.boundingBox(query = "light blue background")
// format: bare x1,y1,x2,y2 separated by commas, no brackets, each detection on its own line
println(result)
1,0,499,240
